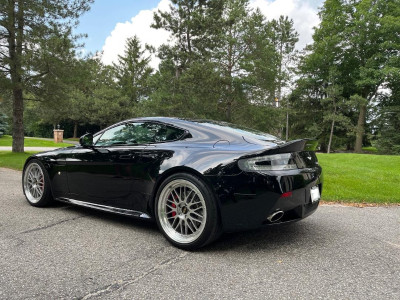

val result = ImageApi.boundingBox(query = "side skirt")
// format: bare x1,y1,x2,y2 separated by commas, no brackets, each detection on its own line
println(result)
56,197,152,220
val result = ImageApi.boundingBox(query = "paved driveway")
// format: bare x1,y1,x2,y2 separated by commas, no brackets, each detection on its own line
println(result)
0,168,399,299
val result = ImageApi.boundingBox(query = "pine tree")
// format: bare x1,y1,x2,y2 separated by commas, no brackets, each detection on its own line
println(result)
113,36,153,105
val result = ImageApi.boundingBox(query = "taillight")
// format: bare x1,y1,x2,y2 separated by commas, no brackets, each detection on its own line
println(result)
238,153,298,172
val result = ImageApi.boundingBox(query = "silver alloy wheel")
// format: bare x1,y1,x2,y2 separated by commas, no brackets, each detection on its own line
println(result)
23,163,45,204
158,179,207,244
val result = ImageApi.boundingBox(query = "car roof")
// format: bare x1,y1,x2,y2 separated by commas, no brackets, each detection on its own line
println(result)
122,117,279,145
123,117,243,143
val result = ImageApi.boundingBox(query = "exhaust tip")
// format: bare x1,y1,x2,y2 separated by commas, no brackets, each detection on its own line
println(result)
267,210,284,223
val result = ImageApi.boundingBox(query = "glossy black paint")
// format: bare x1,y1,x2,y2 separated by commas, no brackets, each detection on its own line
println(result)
25,117,323,231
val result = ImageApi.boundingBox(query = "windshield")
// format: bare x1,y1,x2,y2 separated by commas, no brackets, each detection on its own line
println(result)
195,120,280,142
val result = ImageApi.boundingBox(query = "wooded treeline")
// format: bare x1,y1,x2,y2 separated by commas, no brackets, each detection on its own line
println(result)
0,0,399,154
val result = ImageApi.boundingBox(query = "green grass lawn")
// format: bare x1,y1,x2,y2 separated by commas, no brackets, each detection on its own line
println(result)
65,138,80,142
0,151,39,170
0,135,72,147
317,153,400,204
362,146,378,153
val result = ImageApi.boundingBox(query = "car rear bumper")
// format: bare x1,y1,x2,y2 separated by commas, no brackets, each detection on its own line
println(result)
206,166,323,232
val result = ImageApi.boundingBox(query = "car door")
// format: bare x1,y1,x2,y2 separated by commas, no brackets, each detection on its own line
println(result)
66,121,187,212
66,122,147,210
129,122,186,203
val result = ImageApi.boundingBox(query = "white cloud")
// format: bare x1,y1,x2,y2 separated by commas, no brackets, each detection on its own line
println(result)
101,0,320,69
101,0,171,69
250,0,320,49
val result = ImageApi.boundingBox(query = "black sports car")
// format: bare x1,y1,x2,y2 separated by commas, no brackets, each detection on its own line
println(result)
22,117,322,249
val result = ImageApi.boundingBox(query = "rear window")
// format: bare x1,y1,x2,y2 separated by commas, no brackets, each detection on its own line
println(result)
196,121,279,142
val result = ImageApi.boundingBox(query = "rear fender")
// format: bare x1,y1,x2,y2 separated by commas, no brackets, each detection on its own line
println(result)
148,166,223,220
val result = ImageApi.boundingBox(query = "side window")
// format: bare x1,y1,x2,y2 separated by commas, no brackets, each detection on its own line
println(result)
95,122,185,146
95,124,138,146
152,123,185,142
125,122,185,143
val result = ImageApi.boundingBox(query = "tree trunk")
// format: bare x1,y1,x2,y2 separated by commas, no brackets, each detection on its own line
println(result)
354,104,367,153
12,88,24,152
73,122,78,139
225,35,233,123
225,101,232,122
327,118,335,154
186,6,191,57
277,88,282,138
327,99,337,154
285,100,289,140
225,76,232,122
277,41,283,138
8,0,25,152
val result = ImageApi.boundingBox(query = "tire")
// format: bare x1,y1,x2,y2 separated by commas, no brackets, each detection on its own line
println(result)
155,173,221,250
22,159,53,207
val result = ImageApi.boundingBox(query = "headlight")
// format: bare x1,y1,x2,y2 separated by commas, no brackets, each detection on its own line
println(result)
238,153,298,171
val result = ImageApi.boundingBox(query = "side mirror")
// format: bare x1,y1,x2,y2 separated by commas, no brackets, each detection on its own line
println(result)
181,130,192,139
79,133,94,147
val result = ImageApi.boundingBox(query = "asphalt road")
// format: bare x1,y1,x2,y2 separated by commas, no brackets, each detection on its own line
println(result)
1,168,399,300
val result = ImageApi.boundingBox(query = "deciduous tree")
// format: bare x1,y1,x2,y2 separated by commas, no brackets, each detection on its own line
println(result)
0,0,92,152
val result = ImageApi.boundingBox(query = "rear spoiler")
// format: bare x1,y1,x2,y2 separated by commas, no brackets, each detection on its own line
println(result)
266,139,318,155
239,139,318,161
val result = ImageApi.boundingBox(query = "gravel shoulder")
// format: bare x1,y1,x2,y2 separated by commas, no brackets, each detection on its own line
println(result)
1,168,399,299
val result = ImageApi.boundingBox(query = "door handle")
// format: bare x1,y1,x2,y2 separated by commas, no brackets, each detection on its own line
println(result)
141,154,156,159
119,154,134,159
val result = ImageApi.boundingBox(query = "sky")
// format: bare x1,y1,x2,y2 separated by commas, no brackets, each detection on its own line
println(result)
75,0,325,69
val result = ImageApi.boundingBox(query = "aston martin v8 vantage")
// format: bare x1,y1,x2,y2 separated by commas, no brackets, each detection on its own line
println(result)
22,117,323,249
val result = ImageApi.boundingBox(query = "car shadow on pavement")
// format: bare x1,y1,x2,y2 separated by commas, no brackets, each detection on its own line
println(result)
205,220,327,252
49,202,326,252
